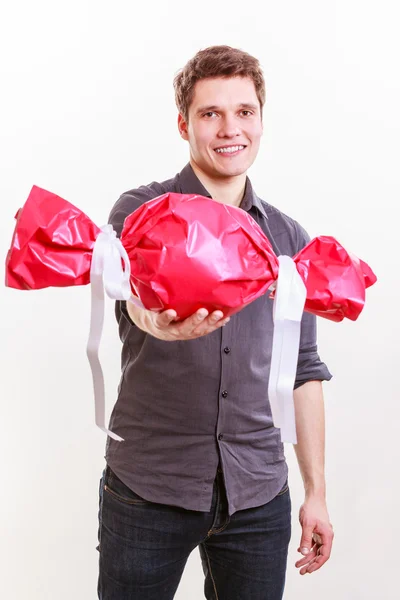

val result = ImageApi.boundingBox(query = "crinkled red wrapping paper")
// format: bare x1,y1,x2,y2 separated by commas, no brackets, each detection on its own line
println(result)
5,186,376,322
6,186,100,290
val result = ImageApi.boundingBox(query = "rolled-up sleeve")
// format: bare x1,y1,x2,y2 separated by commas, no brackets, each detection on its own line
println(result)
293,223,333,389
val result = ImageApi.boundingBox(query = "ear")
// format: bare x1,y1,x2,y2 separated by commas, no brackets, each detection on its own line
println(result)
178,113,189,141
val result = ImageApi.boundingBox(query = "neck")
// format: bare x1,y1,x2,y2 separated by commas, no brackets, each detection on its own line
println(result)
190,160,247,208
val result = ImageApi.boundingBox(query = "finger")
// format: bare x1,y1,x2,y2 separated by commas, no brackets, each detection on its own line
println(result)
314,526,334,560
186,308,210,331
217,317,230,327
311,533,333,567
298,545,321,575
302,552,329,574
299,522,315,556
176,309,212,336
154,309,178,329
192,310,226,334
297,541,317,553
300,560,315,575
301,531,334,574
194,316,231,339
313,532,323,546
206,310,225,324
295,544,318,568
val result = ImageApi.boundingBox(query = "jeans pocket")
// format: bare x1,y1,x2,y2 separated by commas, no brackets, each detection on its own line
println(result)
103,465,150,506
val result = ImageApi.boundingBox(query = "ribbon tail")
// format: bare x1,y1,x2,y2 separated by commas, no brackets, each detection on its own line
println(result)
86,269,124,442
268,256,307,444
269,318,302,443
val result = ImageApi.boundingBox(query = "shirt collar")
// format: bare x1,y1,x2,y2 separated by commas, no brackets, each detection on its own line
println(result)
177,163,268,220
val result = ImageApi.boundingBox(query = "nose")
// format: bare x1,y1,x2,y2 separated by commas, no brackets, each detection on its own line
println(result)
217,115,241,138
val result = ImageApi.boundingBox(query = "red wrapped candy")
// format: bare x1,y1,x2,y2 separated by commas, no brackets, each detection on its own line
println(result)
6,186,375,322
5,186,377,443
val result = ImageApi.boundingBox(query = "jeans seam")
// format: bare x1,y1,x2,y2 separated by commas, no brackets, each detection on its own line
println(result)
206,479,221,536
206,472,230,537
104,466,149,505
97,472,105,553
201,542,219,600
208,519,230,535
103,484,148,506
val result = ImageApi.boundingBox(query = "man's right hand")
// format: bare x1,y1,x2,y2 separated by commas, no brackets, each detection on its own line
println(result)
126,300,230,341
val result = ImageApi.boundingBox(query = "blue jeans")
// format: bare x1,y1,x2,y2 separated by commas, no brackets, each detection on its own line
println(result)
97,464,291,599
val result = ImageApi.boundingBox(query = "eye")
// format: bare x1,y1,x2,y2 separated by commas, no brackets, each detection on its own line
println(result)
203,111,217,118
240,110,253,117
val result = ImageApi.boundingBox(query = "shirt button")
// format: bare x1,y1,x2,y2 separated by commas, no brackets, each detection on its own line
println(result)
218,433,224,440
224,347,231,354
221,390,228,398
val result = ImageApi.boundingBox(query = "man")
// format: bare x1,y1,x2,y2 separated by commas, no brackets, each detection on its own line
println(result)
97,45,334,600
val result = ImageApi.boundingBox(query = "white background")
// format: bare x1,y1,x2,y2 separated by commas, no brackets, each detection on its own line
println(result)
0,1,398,598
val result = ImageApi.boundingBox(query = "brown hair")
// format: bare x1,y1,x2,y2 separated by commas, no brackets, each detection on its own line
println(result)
173,45,266,122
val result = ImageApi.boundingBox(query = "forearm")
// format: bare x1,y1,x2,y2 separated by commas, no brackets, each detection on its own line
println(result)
293,380,326,499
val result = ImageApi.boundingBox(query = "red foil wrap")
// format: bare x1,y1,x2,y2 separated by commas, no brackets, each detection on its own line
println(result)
5,186,377,322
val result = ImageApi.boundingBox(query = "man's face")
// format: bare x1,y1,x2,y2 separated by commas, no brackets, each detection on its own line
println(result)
178,76,263,180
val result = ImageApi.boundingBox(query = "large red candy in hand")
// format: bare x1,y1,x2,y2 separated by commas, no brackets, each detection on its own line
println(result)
120,192,279,319
5,185,377,444
6,187,376,323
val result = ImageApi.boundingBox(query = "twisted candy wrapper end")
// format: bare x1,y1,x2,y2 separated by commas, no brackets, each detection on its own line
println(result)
5,186,133,441
5,185,101,290
291,236,377,322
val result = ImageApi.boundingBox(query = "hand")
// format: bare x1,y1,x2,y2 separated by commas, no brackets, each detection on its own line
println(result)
127,301,230,341
295,496,334,575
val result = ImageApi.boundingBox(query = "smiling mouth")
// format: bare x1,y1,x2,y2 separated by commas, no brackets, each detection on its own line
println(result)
214,145,246,154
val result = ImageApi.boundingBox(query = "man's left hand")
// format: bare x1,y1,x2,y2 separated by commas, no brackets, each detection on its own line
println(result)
295,497,334,575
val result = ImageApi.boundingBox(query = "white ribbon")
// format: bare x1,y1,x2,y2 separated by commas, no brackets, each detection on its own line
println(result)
86,225,133,441
268,255,307,444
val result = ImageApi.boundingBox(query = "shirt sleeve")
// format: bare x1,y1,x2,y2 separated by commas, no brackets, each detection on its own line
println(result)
293,223,333,389
108,180,168,237
108,192,145,238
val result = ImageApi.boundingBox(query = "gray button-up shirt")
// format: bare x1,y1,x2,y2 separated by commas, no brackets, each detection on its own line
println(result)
105,163,332,516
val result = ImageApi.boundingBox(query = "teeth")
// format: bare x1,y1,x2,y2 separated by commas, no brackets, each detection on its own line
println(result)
215,145,244,154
